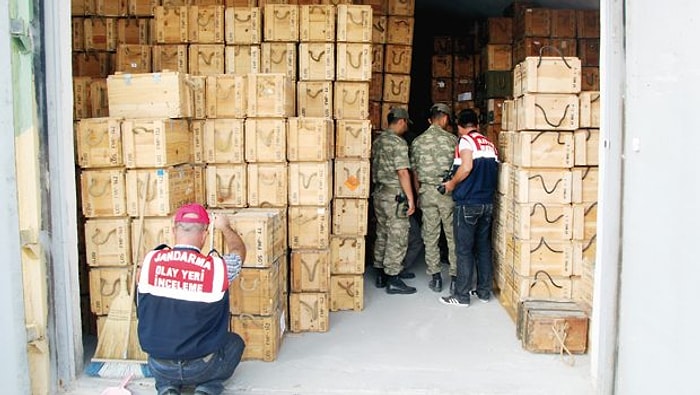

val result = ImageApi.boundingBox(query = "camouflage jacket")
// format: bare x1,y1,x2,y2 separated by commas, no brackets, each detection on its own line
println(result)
371,129,410,190
410,124,458,186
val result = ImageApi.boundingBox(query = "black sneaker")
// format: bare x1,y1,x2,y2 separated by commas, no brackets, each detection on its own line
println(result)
470,289,490,303
439,295,470,307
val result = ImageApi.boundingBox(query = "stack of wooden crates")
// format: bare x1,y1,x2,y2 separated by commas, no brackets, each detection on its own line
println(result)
71,0,379,363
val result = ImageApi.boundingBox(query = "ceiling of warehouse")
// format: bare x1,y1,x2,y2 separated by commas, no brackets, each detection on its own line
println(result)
415,0,600,19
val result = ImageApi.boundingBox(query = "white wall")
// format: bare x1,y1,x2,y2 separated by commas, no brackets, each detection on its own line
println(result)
615,0,700,393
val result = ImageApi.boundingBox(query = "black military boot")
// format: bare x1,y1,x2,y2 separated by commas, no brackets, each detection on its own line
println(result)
386,275,417,294
399,270,415,279
449,276,457,295
429,273,443,292
375,269,387,288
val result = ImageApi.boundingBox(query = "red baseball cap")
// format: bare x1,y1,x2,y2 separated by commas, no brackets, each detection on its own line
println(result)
174,203,210,225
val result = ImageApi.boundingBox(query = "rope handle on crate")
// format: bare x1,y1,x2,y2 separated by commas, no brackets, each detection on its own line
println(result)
309,6,327,15
528,174,563,195
343,89,360,105
91,228,117,245
529,270,564,298
259,172,277,186
301,258,319,282
270,49,286,65
537,46,573,69
299,172,318,189
585,202,598,216
261,128,276,147
306,88,324,99
88,178,110,197
299,299,319,321
534,104,571,128
100,277,121,297
347,10,367,25
393,18,410,27
131,126,154,134
392,50,406,65
346,126,361,138
198,13,214,28
530,130,569,146
215,173,236,199
137,176,157,202
216,80,236,100
583,234,597,253
338,280,355,297
552,319,576,366
338,237,358,248
530,238,564,254
529,203,565,224
236,313,263,329
293,212,318,226
198,50,216,66
390,80,405,96
343,167,360,180
238,277,259,292
234,13,251,23
347,50,363,69
274,10,290,20
309,49,326,63
373,20,385,33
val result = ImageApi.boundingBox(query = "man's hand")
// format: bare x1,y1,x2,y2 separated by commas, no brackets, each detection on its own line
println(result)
407,198,416,216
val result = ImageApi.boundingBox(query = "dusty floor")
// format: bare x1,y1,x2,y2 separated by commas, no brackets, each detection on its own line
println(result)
65,266,594,395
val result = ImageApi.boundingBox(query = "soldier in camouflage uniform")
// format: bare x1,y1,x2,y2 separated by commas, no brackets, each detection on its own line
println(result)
410,103,458,293
372,107,417,295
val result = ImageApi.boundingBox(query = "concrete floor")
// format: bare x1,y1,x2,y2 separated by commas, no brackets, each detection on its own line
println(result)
66,267,594,395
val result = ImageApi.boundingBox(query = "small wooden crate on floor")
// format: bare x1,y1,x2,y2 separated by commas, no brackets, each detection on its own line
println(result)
332,198,368,236
81,168,127,218
287,117,335,162
85,218,131,267
244,118,287,163
248,163,288,208
297,81,333,118
206,164,247,208
290,249,331,293
231,306,285,362
330,274,363,312
76,117,123,168
230,260,281,315
330,236,365,274
224,6,261,44
206,74,247,118
300,4,335,42
288,162,333,206
521,302,589,354
107,71,194,119
288,205,331,250
289,292,329,333
126,165,195,217
203,118,245,164
122,118,191,168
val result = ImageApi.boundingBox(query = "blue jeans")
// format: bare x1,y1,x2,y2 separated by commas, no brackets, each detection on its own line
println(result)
148,333,245,395
453,204,494,302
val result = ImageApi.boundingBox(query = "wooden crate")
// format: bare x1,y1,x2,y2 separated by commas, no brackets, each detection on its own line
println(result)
85,218,131,267
515,56,582,97
300,4,335,42
192,164,206,205
289,292,329,333
288,205,331,249
387,0,414,16
453,55,475,79
482,71,513,99
379,102,407,130
372,15,386,44
513,168,572,204
573,201,597,242
89,267,132,315
369,72,383,102
290,249,331,292
579,91,600,128
332,198,368,236
154,6,189,43
497,162,512,198
189,44,225,75
386,16,414,45
263,4,299,42
512,270,573,302
369,100,382,130
516,93,579,131
513,131,574,169
581,67,599,91
244,118,287,163
288,162,333,206
334,159,370,199
336,43,372,82
114,44,152,73
578,39,600,67
454,78,475,102
206,75,247,118
261,42,297,81
383,74,410,104
330,274,363,312
122,118,190,168
247,73,296,117
371,43,383,73
335,119,370,159
117,17,150,45
73,52,112,78
152,44,188,73
487,98,505,125
73,77,92,119
384,45,412,75
523,308,588,354
108,71,193,118
482,44,512,71
299,43,335,81
132,217,175,264
90,79,110,118
453,35,475,56
512,37,549,65
95,0,128,16
574,128,599,167
287,117,335,162
515,7,550,38
333,82,370,120
240,207,287,260
550,9,577,38
433,36,452,55
572,167,598,204
80,168,127,218
576,10,600,38
191,120,205,163
501,99,515,131
330,236,364,274
336,5,372,43
84,17,118,51
248,163,288,207
485,17,513,44
126,166,195,216
573,237,596,284
296,81,333,118
188,5,225,43
222,211,278,267
512,203,573,241
231,306,285,362
224,7,261,44
225,45,261,74
76,117,123,168
206,164,248,208
431,55,452,78
128,0,160,16
431,78,452,103
203,118,245,163
230,262,281,315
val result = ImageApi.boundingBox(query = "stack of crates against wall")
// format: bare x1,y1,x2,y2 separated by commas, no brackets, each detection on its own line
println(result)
359,0,414,135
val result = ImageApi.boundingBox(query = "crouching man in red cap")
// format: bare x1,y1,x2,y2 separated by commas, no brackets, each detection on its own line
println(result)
137,203,246,395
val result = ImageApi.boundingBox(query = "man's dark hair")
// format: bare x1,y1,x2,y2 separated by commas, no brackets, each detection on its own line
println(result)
457,109,479,127
388,113,399,125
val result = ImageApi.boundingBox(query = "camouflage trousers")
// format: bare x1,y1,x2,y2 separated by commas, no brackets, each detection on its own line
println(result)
419,187,457,277
372,191,409,276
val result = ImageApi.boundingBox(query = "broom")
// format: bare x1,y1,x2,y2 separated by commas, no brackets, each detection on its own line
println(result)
87,172,151,378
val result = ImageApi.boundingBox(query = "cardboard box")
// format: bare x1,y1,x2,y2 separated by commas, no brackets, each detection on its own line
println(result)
574,128,599,167
81,168,127,218
84,17,118,51
263,4,299,42
203,118,245,164
579,91,600,128
154,6,189,43
330,274,363,312
188,5,225,43
516,93,579,131
89,267,132,315
244,118,287,163
515,56,582,97
248,163,288,207
334,159,370,199
386,15,414,45
299,43,335,81
152,44,188,73
336,4,372,43
224,45,261,75
206,164,247,208
335,119,370,159
261,42,297,81
336,43,372,82
117,17,150,45
189,44,225,75
512,202,573,241
126,166,195,217
332,198,368,236
122,118,191,168
247,73,296,118
300,4,335,42
512,168,572,204
76,117,123,168
330,236,364,274
287,117,335,162
224,6,261,44
206,74,247,118
288,162,333,206
85,218,131,267
296,81,333,118
383,74,410,104
289,292,329,333
231,306,285,362
334,82,369,120
288,205,331,249
513,131,574,169
290,249,331,292
107,71,194,118
230,261,281,315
